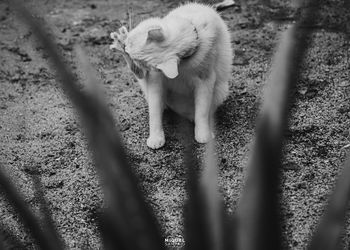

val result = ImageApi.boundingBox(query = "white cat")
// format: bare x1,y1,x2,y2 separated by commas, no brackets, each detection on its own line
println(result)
110,3,232,149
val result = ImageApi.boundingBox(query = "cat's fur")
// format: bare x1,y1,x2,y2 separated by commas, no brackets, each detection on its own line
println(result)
110,3,232,149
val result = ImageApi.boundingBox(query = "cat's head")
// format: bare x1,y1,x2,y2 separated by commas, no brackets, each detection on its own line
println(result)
125,18,179,79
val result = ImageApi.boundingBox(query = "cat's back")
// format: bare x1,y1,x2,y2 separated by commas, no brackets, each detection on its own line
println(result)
166,3,230,48
167,3,225,29
167,3,217,20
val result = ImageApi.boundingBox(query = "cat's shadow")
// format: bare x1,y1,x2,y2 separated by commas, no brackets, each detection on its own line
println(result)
161,90,259,147
216,91,258,130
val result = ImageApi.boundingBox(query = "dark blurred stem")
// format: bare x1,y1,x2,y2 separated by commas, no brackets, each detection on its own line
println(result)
0,167,62,250
8,0,97,118
308,157,350,250
32,175,65,249
0,223,27,249
236,1,321,249
9,1,165,249
201,140,224,250
182,120,211,250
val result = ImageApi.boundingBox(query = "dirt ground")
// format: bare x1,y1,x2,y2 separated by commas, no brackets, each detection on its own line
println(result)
0,0,349,249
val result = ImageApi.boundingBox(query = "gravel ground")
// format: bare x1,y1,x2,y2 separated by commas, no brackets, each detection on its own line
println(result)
0,0,349,249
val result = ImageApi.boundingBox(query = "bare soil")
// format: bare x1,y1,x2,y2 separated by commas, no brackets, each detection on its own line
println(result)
0,0,349,249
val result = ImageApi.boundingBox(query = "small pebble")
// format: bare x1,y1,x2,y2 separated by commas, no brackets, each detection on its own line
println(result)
339,80,350,87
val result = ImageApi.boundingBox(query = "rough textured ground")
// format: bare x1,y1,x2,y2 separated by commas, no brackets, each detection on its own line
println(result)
0,0,349,249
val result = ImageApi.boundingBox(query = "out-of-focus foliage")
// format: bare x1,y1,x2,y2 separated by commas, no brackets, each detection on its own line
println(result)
0,0,349,250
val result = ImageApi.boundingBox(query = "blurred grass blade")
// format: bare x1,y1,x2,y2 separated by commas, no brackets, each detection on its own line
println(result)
9,1,165,249
182,120,231,250
308,157,350,250
0,167,63,250
8,1,98,115
182,121,211,250
236,1,323,250
236,26,298,250
200,140,225,250
202,138,236,250
32,175,65,249
236,6,319,247
0,223,27,249
74,45,164,250
75,46,105,104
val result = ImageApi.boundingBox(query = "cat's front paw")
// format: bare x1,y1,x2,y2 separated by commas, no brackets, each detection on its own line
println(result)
147,132,165,149
110,26,129,52
195,127,214,144
110,34,124,52
117,26,128,42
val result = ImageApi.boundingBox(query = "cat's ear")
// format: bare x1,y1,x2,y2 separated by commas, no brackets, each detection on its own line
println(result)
147,27,165,42
156,58,179,79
